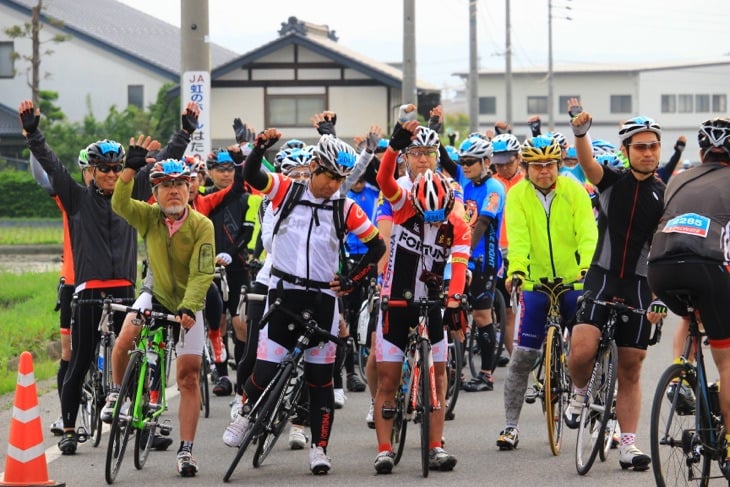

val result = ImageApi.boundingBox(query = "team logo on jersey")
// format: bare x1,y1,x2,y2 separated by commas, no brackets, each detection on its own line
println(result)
436,225,453,247
486,192,501,213
465,200,478,226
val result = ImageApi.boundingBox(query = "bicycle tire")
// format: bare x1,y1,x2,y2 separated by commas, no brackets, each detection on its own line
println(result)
105,351,141,484
253,363,300,468
418,339,431,478
133,423,155,470
445,336,462,421
223,372,283,482
200,357,210,418
490,290,508,370
575,340,617,475
393,362,410,465
650,363,709,486
599,386,618,462
466,316,479,379
356,343,369,385
544,326,567,456
94,336,115,447
79,365,97,446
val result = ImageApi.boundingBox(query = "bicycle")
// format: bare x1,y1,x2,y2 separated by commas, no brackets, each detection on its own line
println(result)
354,277,379,384
75,295,133,448
650,291,727,486
444,328,462,421
223,293,342,482
574,293,654,474
518,277,579,456
103,301,178,484
381,292,459,477
464,286,508,378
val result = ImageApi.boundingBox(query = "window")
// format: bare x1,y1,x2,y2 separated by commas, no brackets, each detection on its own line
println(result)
661,94,676,113
678,94,693,113
479,96,496,115
713,94,727,113
0,41,13,78
127,85,144,109
267,95,326,126
695,94,710,113
610,95,632,114
558,96,579,114
527,96,547,114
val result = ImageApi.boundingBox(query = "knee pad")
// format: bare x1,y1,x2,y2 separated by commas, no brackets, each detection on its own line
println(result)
510,347,540,375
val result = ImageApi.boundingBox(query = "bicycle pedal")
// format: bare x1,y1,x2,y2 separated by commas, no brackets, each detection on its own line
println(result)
159,419,173,436
524,389,538,404
76,427,88,443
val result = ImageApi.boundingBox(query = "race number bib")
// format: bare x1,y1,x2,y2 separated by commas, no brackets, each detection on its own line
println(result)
662,213,710,238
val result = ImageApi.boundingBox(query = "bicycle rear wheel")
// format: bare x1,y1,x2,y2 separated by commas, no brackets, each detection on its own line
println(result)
544,326,568,456
200,357,210,418
445,335,462,421
418,340,431,478
466,317,479,379
79,365,97,446
105,351,141,484
393,382,408,465
253,364,299,468
575,340,617,475
134,423,155,470
650,363,709,486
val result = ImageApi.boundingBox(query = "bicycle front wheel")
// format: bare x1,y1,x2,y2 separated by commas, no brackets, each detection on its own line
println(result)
200,357,210,419
466,318,479,379
418,340,431,478
650,363,708,486
393,381,408,465
575,340,617,475
79,365,97,446
490,290,508,369
544,326,568,456
444,335,462,421
105,351,141,484
253,363,299,468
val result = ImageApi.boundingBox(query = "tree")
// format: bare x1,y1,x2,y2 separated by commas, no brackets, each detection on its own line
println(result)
3,0,71,106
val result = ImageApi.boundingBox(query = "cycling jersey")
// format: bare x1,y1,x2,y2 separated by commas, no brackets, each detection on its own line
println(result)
506,175,597,281
493,170,524,251
346,183,380,256
592,167,665,278
463,174,505,273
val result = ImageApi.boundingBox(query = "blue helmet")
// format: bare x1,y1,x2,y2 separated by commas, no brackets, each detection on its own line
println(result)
458,136,493,160
591,139,617,156
149,159,191,187
445,145,460,163
566,146,577,159
279,146,314,175
596,153,624,169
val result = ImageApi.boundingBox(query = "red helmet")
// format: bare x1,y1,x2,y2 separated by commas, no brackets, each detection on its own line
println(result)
149,159,192,188
410,170,454,223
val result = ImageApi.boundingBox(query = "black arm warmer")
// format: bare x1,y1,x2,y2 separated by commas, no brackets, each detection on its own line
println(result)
471,215,493,251
438,144,458,180
243,148,269,190
347,234,386,283
657,147,683,184
363,155,380,188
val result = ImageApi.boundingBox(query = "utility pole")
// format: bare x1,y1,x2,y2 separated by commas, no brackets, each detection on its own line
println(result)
547,0,555,130
505,0,513,127
468,0,478,133
180,0,211,158
402,0,417,105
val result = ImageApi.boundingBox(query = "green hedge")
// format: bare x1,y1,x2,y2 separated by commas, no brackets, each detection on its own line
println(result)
0,170,65,218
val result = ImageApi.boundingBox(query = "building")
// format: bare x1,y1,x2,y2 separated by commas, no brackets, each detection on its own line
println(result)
456,60,730,161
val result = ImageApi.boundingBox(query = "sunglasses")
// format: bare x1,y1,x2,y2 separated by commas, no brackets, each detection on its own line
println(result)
460,157,482,167
314,165,345,181
628,141,660,152
288,171,311,180
527,161,559,170
95,164,123,173
213,165,235,172
407,149,438,158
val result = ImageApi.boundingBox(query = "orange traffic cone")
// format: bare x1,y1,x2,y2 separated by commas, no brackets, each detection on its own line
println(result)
0,351,64,487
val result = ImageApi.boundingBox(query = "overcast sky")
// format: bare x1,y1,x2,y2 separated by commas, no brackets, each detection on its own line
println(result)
119,0,730,88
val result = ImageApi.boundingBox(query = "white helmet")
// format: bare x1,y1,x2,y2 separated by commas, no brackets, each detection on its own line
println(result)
312,134,357,178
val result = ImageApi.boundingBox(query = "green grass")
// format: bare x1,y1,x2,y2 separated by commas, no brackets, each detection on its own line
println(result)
0,271,61,395
0,218,63,245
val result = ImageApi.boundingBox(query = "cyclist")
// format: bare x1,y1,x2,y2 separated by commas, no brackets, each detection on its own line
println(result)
204,147,263,397
491,134,525,366
225,130,385,475
459,136,506,392
496,135,597,451
19,100,191,454
566,98,667,471
647,117,730,477
372,119,470,474
30,147,94,436
110,156,214,477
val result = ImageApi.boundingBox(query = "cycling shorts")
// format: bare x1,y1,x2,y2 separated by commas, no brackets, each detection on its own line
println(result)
516,287,581,350
375,306,447,363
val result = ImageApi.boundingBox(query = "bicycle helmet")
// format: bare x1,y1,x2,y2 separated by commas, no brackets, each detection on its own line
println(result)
77,145,91,170
520,135,562,163
467,132,487,140
565,146,577,159
87,139,125,165
312,134,357,178
182,155,206,176
376,138,389,153
458,136,493,160
280,146,314,176
410,169,455,223
149,159,191,188
618,116,662,144
282,138,305,150
546,131,568,150
491,134,521,164
409,126,441,149
206,149,234,170
698,117,730,158
591,139,617,156
596,153,624,169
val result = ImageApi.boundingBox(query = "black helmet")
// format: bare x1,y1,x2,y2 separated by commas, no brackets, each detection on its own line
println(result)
87,139,125,165
698,118,730,159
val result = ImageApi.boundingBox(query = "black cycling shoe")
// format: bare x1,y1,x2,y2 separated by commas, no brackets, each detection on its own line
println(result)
58,431,78,455
496,355,510,367
462,372,494,392
346,373,366,392
213,376,233,396
152,434,173,451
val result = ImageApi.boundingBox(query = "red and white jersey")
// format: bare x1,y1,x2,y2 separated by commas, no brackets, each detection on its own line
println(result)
262,174,379,295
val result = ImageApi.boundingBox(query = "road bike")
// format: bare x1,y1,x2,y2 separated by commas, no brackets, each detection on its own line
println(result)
223,293,342,482
103,302,178,484
355,277,379,384
519,277,579,456
575,293,653,474
650,290,727,486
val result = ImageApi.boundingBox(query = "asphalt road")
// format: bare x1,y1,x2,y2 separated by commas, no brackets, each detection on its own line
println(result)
0,312,709,486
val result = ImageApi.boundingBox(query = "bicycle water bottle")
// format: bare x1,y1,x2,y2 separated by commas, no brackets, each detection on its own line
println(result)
97,342,105,372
